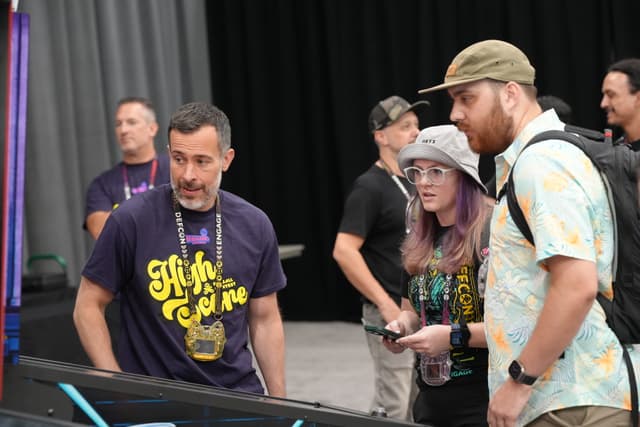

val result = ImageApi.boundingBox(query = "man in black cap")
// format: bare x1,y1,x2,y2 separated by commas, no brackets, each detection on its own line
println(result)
333,95,428,420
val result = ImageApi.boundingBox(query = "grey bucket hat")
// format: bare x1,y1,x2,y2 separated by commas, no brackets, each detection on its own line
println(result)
397,124,487,193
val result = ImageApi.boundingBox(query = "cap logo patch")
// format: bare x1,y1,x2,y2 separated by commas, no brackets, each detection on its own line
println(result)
445,63,458,77
422,138,437,144
388,104,403,121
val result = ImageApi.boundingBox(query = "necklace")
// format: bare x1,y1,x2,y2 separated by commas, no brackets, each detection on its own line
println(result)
418,272,452,327
379,159,413,234
172,191,226,361
378,159,411,201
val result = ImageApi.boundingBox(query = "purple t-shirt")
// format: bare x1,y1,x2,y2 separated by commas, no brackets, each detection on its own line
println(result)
82,185,287,393
84,153,170,222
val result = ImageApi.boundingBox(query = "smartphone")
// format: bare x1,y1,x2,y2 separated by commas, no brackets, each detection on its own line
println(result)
364,324,401,340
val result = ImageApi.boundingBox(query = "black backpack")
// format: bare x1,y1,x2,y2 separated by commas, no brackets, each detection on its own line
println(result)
497,125,640,423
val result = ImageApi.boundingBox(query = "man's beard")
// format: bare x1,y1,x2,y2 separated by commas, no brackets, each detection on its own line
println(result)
460,96,514,155
171,169,222,211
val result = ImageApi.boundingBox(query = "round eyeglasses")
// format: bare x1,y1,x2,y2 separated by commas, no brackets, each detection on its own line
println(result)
403,166,455,185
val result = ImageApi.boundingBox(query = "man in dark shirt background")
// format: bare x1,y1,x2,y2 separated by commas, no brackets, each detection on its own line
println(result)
601,58,640,151
84,97,170,239
333,95,428,420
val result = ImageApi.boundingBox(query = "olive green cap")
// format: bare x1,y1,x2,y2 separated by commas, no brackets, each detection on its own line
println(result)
418,39,535,94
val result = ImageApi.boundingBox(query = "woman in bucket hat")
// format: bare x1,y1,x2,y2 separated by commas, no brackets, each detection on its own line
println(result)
383,124,492,427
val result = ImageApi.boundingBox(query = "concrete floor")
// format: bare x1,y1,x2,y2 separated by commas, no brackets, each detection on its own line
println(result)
283,321,374,414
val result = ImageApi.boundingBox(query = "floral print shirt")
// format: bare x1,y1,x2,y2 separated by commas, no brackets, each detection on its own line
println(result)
486,110,637,425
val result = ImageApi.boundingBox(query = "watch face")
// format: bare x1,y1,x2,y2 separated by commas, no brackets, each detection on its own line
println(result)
508,360,536,385
449,323,470,348
508,360,521,380
451,330,464,347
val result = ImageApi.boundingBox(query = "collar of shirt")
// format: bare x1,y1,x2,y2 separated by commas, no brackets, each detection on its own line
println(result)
629,138,640,152
494,109,564,196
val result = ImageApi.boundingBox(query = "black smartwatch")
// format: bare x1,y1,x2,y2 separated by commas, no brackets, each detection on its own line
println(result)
508,359,537,385
450,323,470,349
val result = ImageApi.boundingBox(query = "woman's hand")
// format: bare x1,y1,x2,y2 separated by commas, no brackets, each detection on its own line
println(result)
381,319,406,353
396,324,450,356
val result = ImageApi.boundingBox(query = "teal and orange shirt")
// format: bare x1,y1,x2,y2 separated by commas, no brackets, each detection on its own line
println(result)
486,110,637,425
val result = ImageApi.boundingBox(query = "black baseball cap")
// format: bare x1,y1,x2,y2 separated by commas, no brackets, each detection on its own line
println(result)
368,95,430,133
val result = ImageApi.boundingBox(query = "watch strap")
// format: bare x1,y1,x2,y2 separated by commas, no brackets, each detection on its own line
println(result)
509,359,537,385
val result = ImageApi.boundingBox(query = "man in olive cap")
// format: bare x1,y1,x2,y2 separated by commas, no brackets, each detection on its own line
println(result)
333,95,428,420
420,40,632,426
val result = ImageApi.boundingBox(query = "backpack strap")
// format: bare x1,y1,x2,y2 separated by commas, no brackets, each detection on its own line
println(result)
623,346,639,427
499,129,607,246
501,128,621,277
497,130,584,245
504,167,534,245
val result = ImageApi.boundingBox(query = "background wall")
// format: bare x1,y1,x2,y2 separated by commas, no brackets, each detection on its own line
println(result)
204,0,640,321
17,0,211,293
15,0,640,323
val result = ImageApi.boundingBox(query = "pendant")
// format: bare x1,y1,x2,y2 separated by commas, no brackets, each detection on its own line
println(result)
184,319,226,362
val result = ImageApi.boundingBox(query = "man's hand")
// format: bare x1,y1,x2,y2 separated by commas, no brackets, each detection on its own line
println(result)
378,299,402,324
487,379,532,427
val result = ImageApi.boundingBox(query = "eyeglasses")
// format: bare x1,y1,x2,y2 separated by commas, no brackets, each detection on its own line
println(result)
403,166,455,185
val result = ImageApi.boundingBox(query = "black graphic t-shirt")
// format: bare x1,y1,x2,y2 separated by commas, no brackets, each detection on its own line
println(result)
338,165,414,304
82,185,286,393
402,227,489,388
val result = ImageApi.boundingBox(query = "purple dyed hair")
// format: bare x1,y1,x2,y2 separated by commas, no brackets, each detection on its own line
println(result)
402,173,490,275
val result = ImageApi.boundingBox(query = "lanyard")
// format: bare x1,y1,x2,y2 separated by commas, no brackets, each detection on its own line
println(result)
122,158,158,200
418,272,452,328
172,191,224,320
378,159,411,201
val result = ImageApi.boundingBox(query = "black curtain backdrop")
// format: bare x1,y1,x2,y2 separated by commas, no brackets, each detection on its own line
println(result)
205,0,640,321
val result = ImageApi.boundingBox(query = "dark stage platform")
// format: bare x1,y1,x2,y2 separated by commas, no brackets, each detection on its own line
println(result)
1,357,419,427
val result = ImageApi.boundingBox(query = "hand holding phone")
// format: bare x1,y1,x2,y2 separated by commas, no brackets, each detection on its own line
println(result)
364,324,401,340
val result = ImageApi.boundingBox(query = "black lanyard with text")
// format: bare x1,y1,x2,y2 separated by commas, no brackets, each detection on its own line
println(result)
172,191,223,319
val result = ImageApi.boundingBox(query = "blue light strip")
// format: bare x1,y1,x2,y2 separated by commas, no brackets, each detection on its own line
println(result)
55,388,304,427
58,383,109,427
93,399,170,405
